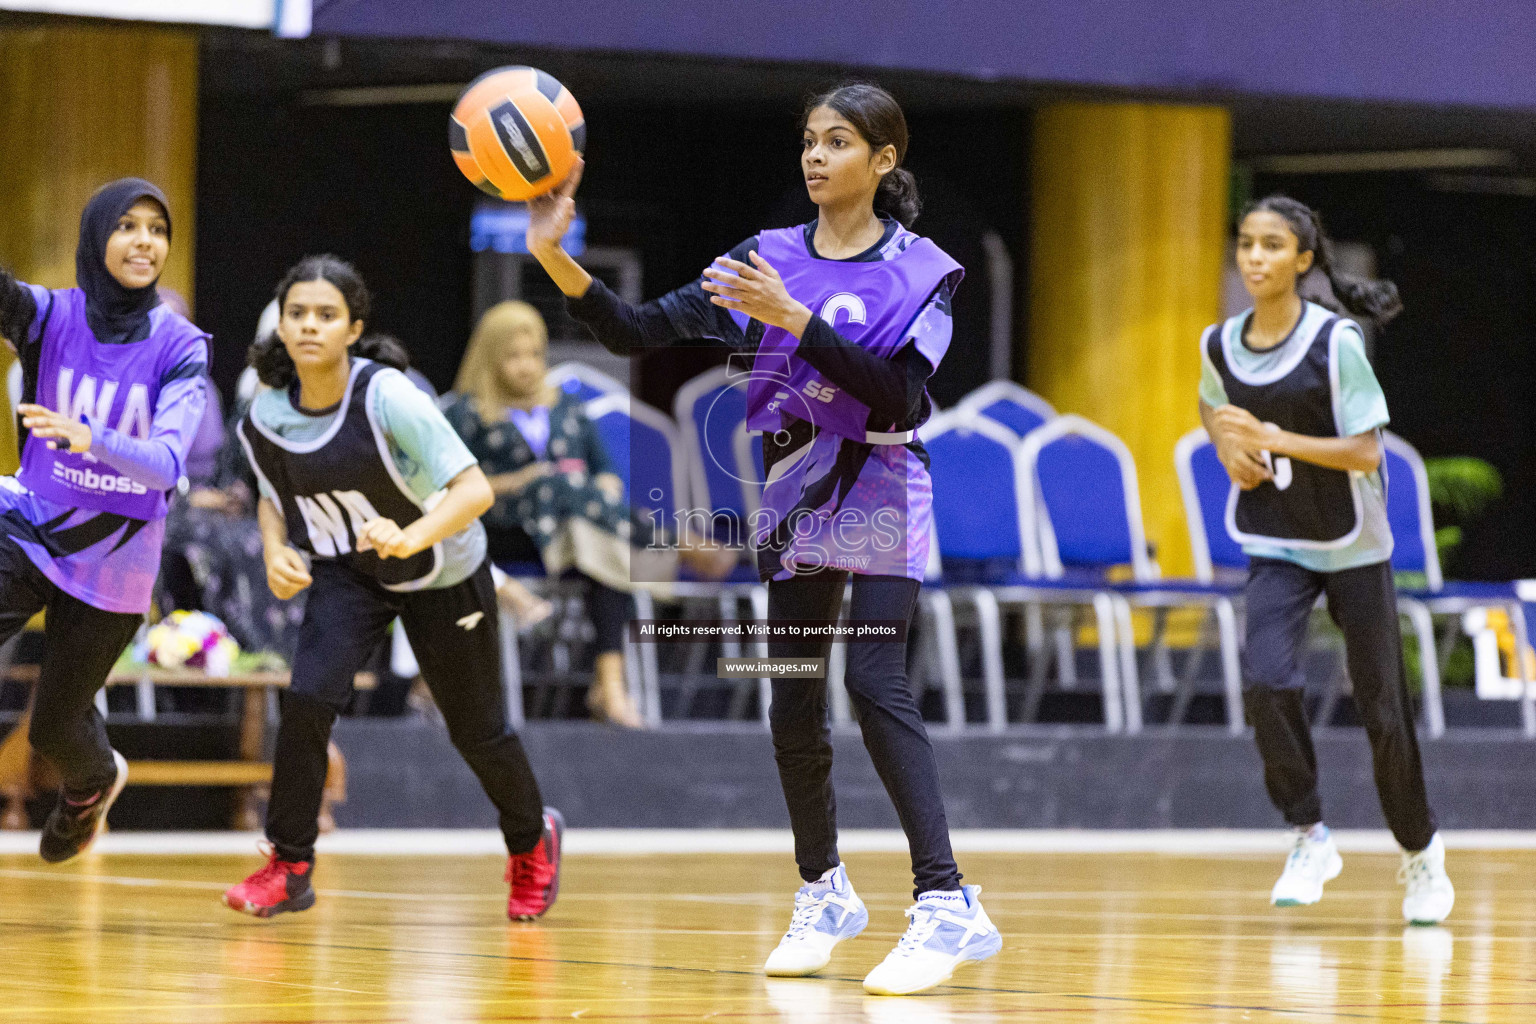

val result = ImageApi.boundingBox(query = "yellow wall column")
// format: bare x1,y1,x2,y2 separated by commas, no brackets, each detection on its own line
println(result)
0,22,198,472
1028,102,1230,576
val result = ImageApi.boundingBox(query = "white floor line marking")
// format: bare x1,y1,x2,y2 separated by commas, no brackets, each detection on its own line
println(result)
4,827,1536,857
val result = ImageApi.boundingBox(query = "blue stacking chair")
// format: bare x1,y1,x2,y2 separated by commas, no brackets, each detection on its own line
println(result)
921,410,1021,731
1021,416,1245,733
1381,432,1448,736
674,367,753,531
546,361,627,403
1174,428,1249,584
925,409,1126,732
957,380,1056,441
584,393,686,523
1171,428,1249,733
581,393,693,725
1384,432,1536,736
952,382,1058,697
670,367,768,721
734,421,767,518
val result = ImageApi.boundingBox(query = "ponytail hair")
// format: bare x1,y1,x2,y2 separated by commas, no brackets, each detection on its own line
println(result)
1243,195,1402,328
804,82,922,227
876,167,922,230
249,254,412,388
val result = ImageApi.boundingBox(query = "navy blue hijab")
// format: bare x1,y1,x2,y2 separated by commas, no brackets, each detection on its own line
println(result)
76,178,171,345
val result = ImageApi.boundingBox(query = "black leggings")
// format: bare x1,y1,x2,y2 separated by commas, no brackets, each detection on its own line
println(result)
266,560,545,862
767,568,961,898
0,537,143,795
1241,557,1436,851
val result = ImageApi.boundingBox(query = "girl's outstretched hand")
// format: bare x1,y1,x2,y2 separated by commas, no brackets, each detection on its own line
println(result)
701,252,812,337
525,157,584,255
19,404,91,453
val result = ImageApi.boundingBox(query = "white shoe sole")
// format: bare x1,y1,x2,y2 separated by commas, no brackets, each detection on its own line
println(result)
765,930,858,977
764,955,832,978
863,951,994,996
1272,850,1343,907
1404,889,1455,926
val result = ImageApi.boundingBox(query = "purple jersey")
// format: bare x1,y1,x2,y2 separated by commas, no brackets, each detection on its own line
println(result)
0,284,208,613
745,226,961,582
746,227,959,443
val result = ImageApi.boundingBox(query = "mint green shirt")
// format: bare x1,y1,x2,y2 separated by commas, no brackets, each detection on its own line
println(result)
252,365,485,589
1199,302,1392,572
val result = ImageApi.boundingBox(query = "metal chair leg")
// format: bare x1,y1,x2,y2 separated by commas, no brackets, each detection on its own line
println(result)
719,591,756,720
498,608,524,729
1215,597,1245,735
1168,609,1211,728
970,588,1008,733
1149,607,1175,694
1112,596,1142,733
921,590,965,732
632,589,661,727
1021,607,1055,722
136,676,156,721
828,638,850,727
1399,597,1443,738
1055,618,1079,688
1024,602,1045,675
749,585,771,727
1091,593,1123,734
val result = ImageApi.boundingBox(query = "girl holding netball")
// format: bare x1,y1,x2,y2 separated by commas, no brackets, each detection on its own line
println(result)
0,178,208,864
223,255,561,920
525,83,1000,995
1199,195,1454,924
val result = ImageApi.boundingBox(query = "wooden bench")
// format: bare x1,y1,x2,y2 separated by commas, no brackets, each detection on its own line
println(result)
0,665,374,832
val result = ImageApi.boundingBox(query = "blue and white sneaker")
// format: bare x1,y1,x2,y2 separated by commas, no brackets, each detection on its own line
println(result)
764,864,869,976
863,885,1002,995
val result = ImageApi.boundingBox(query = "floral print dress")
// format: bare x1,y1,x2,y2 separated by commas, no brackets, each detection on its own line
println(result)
441,390,654,592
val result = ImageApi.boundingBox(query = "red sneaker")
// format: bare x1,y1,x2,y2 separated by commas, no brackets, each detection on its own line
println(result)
224,843,316,918
506,807,564,921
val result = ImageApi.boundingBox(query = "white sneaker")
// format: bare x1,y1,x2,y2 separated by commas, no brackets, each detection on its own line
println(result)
862,885,1002,996
1400,833,1455,925
1271,828,1343,907
763,865,869,977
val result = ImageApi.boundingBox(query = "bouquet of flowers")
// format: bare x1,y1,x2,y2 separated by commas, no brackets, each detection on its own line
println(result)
137,609,240,676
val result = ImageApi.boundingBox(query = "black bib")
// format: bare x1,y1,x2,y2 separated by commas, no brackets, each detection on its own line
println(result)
238,359,444,589
1207,311,1364,549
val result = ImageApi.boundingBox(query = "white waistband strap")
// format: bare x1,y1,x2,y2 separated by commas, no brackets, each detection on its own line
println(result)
746,428,915,445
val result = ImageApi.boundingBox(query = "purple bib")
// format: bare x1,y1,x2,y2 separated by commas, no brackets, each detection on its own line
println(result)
745,227,960,442
18,289,209,520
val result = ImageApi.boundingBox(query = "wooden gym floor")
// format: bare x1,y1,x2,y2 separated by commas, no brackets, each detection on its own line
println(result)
1,841,1533,1022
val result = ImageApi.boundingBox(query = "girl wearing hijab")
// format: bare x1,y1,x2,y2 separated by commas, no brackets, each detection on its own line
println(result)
0,178,209,863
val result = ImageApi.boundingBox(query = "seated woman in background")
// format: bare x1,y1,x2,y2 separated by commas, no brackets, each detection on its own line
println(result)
444,301,645,727
443,301,733,729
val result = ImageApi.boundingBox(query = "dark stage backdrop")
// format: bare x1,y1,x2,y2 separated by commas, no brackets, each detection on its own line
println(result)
194,98,478,399
1254,173,1536,581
